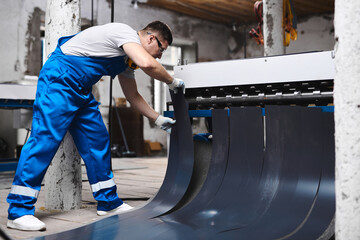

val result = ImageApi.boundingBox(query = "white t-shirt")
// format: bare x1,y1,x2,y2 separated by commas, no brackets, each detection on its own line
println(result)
61,23,140,79
61,23,140,58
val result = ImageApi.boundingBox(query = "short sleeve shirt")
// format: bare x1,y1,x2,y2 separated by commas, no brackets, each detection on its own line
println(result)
60,23,140,78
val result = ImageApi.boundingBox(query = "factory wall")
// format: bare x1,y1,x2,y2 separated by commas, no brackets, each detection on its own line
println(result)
229,14,335,59
0,0,335,157
0,0,46,83
0,0,46,158
287,14,335,54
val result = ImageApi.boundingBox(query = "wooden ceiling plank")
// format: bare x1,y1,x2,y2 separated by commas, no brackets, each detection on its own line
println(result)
146,0,235,24
145,0,334,25
177,0,256,20
183,0,254,12
175,1,246,21
293,0,334,13
184,3,253,19
148,0,254,23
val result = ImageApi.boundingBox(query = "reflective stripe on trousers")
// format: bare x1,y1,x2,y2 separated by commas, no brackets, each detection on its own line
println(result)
10,185,39,198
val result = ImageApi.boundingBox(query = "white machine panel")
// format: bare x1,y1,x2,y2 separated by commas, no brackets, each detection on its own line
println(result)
0,84,37,100
174,51,335,89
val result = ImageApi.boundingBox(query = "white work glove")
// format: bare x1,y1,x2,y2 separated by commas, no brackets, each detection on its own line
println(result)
168,78,185,94
155,115,176,133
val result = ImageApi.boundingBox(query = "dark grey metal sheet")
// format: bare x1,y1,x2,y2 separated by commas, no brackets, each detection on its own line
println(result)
178,107,265,232
161,109,229,220
31,105,335,240
285,112,335,240
130,90,194,218
158,106,323,239
129,108,232,240
120,109,231,239
150,107,265,239
216,106,328,239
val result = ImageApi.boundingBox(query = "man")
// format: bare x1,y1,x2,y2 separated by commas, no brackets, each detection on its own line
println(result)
6,21,185,231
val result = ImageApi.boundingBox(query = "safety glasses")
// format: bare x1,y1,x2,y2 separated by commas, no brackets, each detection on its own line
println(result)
147,32,166,53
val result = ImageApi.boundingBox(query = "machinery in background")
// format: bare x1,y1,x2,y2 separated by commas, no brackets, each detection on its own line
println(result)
0,81,37,172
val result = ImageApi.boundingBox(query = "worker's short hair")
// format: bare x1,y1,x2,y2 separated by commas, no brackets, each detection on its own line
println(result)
143,21,173,45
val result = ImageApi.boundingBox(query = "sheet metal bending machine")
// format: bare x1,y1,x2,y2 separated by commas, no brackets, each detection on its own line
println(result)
166,51,335,120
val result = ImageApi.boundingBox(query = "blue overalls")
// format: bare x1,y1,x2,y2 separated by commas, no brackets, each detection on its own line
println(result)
7,35,128,220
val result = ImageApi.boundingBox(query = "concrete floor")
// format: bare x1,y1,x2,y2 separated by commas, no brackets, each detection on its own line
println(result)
0,157,167,240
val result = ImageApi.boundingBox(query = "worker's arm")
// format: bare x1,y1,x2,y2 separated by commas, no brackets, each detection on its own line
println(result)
122,42,185,93
118,74,175,132
122,42,173,83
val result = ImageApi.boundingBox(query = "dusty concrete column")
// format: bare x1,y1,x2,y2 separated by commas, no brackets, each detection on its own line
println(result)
263,0,285,56
334,0,360,239
44,0,82,210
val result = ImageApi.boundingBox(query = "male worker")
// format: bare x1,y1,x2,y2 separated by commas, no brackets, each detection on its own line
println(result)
6,21,185,231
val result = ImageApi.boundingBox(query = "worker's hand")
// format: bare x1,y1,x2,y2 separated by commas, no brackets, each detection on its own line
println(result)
155,115,176,133
168,78,185,94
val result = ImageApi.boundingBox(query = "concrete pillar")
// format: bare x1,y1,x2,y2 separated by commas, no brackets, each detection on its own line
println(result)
263,0,285,56
44,0,82,211
334,0,360,239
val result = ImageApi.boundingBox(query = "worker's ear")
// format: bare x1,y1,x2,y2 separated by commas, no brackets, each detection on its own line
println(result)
149,35,156,45
147,34,153,45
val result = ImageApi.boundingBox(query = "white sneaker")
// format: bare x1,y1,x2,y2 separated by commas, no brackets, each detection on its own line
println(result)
7,215,46,231
97,203,134,216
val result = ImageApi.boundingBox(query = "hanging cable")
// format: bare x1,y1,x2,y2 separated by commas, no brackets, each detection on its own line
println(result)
91,0,94,26
109,0,115,169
